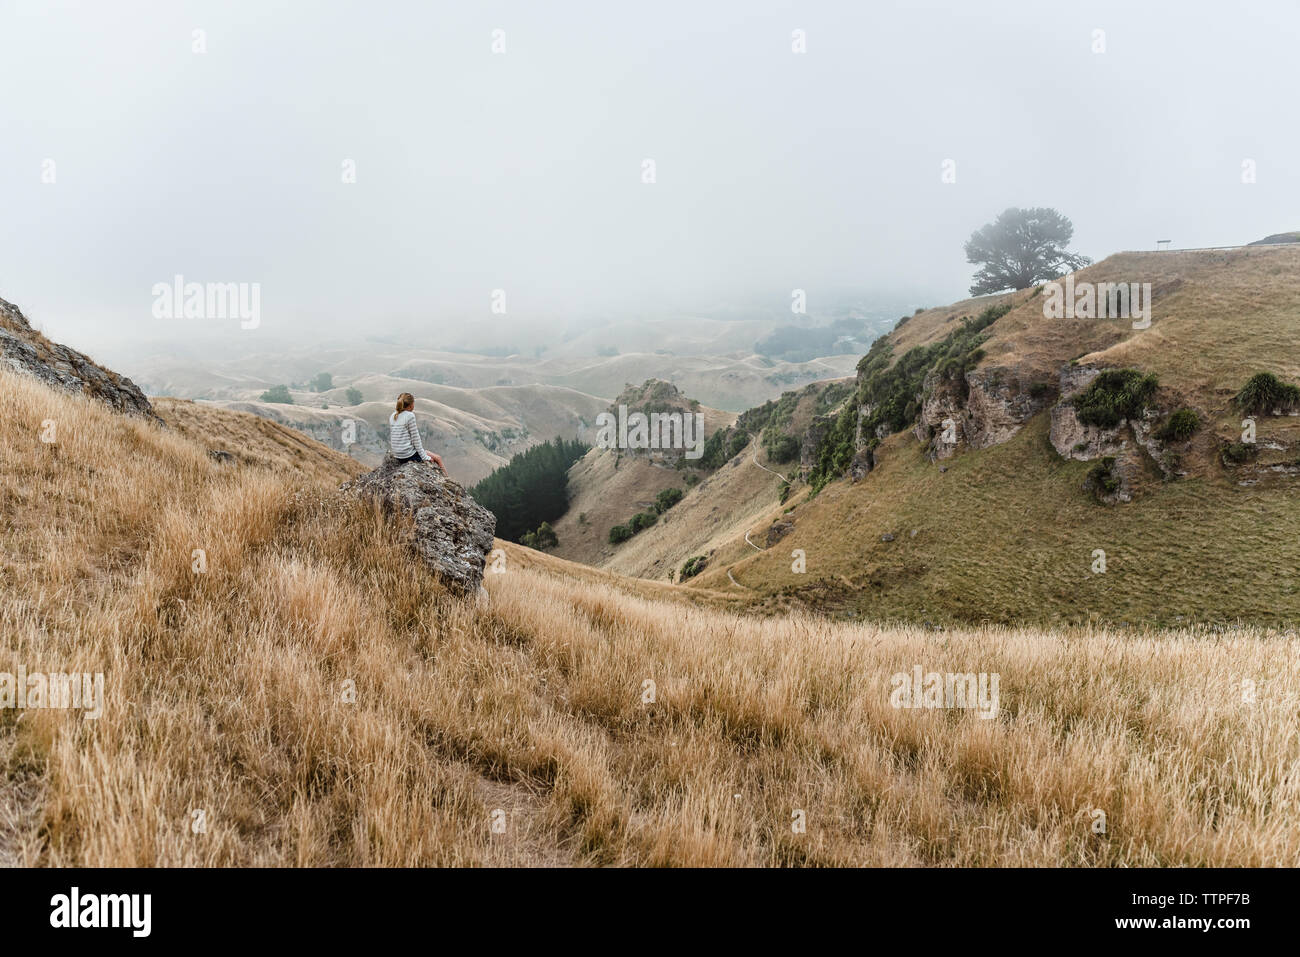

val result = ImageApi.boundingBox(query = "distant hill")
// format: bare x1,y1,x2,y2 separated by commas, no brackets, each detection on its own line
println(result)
198,380,608,486
1249,231,1300,245
548,380,737,566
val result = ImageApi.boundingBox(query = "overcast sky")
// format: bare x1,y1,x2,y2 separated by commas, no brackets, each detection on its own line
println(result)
2,0,1297,356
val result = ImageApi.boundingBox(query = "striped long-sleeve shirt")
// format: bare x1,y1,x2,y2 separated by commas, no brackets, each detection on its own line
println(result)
389,410,431,461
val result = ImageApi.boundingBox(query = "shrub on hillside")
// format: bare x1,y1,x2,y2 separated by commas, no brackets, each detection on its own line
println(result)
260,385,293,404
1072,369,1159,429
654,487,684,513
1087,456,1121,500
699,428,749,469
1235,372,1300,416
520,521,559,551
310,372,333,392
1221,442,1258,466
609,508,662,545
345,387,363,405
629,511,658,533
764,433,801,464
1157,408,1199,442
680,555,707,580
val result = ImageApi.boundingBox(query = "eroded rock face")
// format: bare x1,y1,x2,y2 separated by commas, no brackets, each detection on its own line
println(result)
342,455,496,596
0,296,159,421
965,368,1053,446
918,365,1055,461
1049,403,1129,461
1083,446,1143,504
765,519,794,547
1130,415,1181,478
849,447,875,481
800,414,833,473
1050,365,1123,461
919,373,966,460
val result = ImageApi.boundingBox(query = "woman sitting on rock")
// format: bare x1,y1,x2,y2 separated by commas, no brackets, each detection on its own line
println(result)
389,392,447,474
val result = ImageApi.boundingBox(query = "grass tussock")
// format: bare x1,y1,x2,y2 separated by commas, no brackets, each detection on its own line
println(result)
2,370,1298,866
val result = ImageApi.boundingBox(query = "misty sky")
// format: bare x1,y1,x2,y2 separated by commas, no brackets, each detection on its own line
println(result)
2,0,1297,357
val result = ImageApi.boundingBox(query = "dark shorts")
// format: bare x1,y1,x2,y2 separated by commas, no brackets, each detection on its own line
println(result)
395,453,423,464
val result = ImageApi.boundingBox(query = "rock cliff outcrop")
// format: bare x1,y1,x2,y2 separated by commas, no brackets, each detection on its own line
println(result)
0,296,159,421
918,365,1055,461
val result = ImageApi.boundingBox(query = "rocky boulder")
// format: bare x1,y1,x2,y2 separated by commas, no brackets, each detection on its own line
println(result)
342,455,496,596
849,446,875,481
1083,447,1143,504
1049,365,1128,462
765,519,794,547
0,296,160,422
1049,403,1129,460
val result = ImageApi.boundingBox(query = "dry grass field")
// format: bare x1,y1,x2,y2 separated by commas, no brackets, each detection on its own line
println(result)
3,368,1298,866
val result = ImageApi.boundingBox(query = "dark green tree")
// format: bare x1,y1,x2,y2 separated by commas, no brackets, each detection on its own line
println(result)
654,487,684,513
964,208,1091,295
470,437,589,542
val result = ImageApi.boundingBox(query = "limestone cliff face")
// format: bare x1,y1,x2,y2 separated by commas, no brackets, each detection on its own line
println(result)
1046,364,1195,501
917,365,1055,461
0,296,159,422
1046,365,1178,482
799,414,832,473
1048,403,1129,461
1048,366,1124,461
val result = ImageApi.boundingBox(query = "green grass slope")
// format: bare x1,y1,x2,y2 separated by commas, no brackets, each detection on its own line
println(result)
676,245,1300,626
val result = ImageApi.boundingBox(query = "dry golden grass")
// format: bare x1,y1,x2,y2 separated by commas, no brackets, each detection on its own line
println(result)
2,369,1298,866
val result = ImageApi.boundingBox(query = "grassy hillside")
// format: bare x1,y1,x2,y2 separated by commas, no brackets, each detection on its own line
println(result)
597,436,788,581
592,247,1300,626
153,397,366,484
3,367,1298,866
547,387,737,566
693,415,1300,625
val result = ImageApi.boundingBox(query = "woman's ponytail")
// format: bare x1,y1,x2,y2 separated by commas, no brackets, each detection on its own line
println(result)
396,392,415,413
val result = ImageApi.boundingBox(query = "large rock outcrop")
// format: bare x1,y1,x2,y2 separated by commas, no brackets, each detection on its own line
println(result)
342,455,496,595
1048,403,1129,461
918,364,1055,461
0,296,159,421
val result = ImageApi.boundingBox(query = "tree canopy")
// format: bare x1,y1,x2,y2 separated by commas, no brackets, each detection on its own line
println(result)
469,437,589,543
964,207,1091,295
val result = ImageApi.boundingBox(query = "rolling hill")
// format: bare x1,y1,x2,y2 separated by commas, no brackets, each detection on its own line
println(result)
581,245,1300,627
125,332,862,414
2,293,1297,866
123,328,863,487
201,379,609,486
